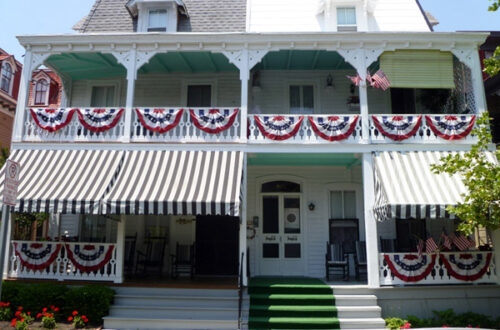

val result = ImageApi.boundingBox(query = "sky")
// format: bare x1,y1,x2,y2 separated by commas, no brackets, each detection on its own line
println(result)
0,0,499,62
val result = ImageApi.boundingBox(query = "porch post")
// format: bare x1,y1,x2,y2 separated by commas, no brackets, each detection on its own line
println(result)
358,81,370,143
1,211,12,279
114,215,126,284
239,154,248,286
239,50,250,143
470,50,488,114
362,152,380,288
492,229,500,285
59,76,72,108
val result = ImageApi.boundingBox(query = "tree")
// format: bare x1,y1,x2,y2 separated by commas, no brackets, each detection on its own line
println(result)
0,148,8,168
484,1,500,76
431,112,500,235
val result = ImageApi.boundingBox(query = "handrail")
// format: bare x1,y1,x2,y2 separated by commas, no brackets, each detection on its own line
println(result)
237,251,244,329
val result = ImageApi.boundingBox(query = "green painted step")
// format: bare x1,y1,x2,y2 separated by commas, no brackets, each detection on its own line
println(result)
250,293,335,306
250,305,337,318
248,278,340,329
248,316,340,330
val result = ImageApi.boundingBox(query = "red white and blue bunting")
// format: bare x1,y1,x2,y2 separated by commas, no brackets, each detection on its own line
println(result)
76,108,124,132
308,115,359,141
383,253,437,282
30,108,75,132
254,115,304,141
13,242,62,270
136,108,183,133
425,115,476,140
65,244,115,273
372,115,422,141
189,109,239,134
440,253,493,281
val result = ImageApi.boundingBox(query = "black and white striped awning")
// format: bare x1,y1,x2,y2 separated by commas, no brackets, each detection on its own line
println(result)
0,149,124,214
102,150,244,216
373,151,473,220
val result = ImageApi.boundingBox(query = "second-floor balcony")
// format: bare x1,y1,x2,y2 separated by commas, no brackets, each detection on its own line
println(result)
13,33,488,147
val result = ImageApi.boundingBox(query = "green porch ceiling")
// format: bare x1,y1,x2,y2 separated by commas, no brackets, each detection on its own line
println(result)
256,50,357,71
248,153,361,167
139,52,238,74
46,53,126,80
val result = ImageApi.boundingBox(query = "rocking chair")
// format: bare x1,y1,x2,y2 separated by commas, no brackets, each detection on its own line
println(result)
135,235,167,277
325,242,349,281
170,242,195,279
354,241,367,281
124,233,137,276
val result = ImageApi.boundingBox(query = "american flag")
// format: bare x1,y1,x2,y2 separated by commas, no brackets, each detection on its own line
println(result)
417,239,424,257
450,233,470,251
426,237,438,254
441,232,452,250
468,236,476,248
347,74,362,86
370,70,391,91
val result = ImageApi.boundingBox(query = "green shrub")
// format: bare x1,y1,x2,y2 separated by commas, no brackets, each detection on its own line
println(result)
386,309,500,329
1,282,115,325
63,285,115,325
385,317,408,329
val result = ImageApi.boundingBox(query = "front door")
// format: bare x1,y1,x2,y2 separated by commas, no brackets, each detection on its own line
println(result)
258,194,304,276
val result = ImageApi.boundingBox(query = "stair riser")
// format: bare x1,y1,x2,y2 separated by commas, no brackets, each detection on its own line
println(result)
338,310,381,318
249,310,337,318
114,297,238,308
334,298,378,306
104,318,238,329
109,307,238,319
250,298,335,306
340,322,386,329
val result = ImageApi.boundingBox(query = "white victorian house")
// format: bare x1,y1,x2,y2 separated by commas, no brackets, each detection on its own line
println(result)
0,0,499,329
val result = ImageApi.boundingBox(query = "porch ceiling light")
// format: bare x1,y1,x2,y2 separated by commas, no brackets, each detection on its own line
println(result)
308,202,316,211
325,73,335,91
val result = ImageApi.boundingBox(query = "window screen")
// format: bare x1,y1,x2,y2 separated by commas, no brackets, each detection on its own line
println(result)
337,7,357,31
289,85,314,114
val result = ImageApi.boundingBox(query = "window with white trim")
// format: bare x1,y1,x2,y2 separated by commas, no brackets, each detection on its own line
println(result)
329,190,358,253
337,7,357,32
0,62,13,94
148,9,167,32
34,79,49,105
289,85,314,114
91,86,115,107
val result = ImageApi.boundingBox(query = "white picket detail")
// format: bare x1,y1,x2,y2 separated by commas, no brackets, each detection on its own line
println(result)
379,251,497,286
9,241,118,282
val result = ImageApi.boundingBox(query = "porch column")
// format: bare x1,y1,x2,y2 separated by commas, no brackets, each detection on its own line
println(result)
114,215,126,284
12,51,32,142
362,152,380,288
240,66,249,143
239,154,248,286
359,81,370,143
1,210,12,279
59,76,73,108
112,49,155,143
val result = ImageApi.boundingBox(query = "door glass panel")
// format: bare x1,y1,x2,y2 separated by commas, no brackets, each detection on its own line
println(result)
284,197,300,234
330,191,343,218
263,243,279,258
187,85,211,107
284,243,301,258
263,196,279,234
343,191,356,218
303,85,314,111
289,85,301,112
91,86,115,107
262,181,301,193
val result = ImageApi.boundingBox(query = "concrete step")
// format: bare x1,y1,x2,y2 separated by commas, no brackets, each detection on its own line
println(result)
111,286,238,297
332,286,375,295
338,317,387,329
103,316,238,329
113,294,245,308
334,294,379,306
108,305,245,319
337,305,382,318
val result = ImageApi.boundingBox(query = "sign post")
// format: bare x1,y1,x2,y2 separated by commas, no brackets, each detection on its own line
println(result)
0,160,20,300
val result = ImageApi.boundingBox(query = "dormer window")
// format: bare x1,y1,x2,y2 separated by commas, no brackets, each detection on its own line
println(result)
34,79,49,105
0,62,13,94
148,9,167,32
337,7,357,31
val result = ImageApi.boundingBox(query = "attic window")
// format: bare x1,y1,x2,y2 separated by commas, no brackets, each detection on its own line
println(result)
0,62,12,94
337,7,357,32
148,9,167,32
34,79,49,105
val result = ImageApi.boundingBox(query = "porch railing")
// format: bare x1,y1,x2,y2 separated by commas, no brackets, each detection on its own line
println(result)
131,108,241,143
379,251,497,286
9,241,117,282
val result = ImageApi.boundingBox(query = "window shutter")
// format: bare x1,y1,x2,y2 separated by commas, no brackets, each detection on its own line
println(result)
380,50,455,89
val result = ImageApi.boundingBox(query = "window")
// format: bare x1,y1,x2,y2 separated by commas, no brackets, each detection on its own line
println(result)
187,85,212,107
390,88,416,114
337,7,357,32
396,219,426,252
34,79,49,105
91,86,115,107
329,190,358,253
262,181,301,193
0,62,12,93
289,85,314,114
148,9,167,32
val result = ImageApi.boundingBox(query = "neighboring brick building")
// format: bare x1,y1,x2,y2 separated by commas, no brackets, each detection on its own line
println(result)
0,48,22,149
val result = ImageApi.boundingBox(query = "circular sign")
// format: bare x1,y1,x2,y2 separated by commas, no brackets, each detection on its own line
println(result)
287,213,296,223
8,163,17,179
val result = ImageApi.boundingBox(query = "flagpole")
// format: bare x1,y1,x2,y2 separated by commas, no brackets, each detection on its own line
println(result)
0,204,10,300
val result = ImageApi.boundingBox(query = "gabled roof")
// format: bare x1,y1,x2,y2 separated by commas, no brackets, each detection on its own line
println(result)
75,0,246,33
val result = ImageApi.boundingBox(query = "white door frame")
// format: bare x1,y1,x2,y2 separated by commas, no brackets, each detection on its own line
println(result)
254,175,307,276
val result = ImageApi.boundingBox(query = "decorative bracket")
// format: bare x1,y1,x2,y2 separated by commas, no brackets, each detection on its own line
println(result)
31,52,55,70
112,50,156,80
337,48,384,79
222,49,268,80
450,47,476,70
